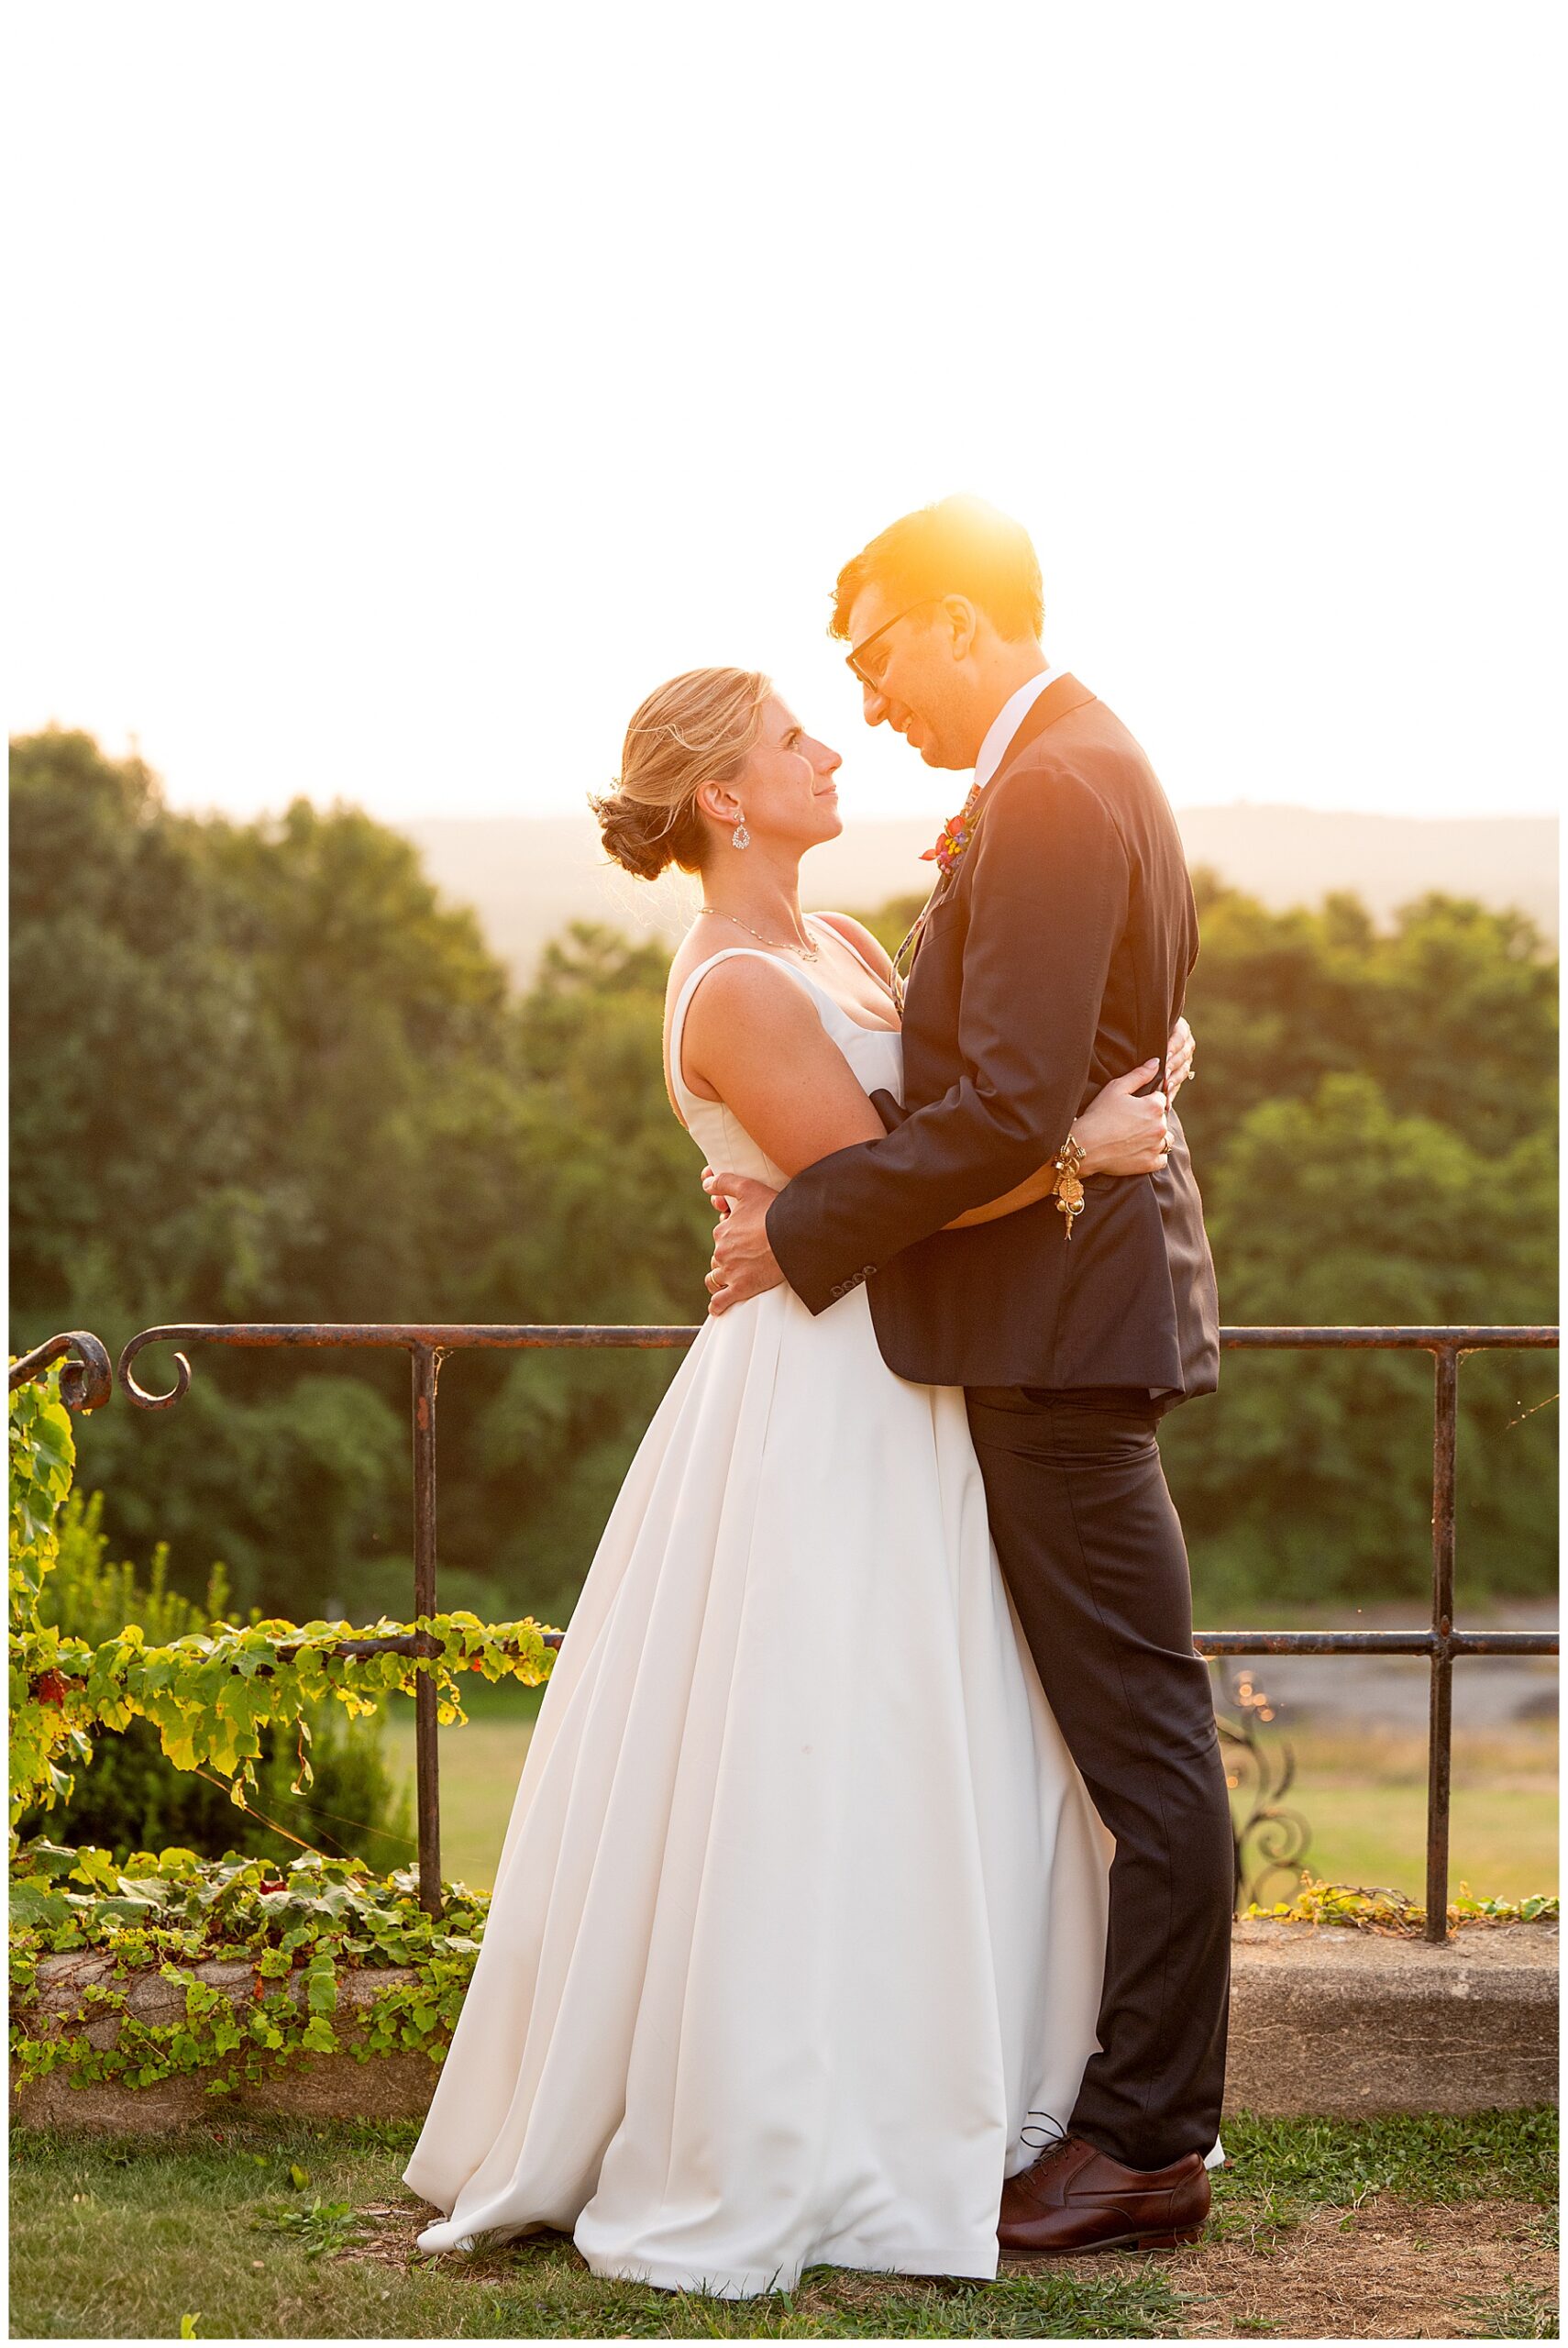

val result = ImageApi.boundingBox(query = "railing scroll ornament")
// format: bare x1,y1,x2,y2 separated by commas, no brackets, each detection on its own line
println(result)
7,1331,114,1413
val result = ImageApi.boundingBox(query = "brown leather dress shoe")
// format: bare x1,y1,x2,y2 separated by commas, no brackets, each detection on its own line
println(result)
998,2134,1210,2254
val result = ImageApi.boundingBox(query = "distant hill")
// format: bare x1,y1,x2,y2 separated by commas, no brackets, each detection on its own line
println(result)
400,808,1558,982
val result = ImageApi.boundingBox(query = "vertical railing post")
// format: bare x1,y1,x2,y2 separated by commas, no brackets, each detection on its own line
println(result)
412,1343,443,1919
1425,1344,1459,1944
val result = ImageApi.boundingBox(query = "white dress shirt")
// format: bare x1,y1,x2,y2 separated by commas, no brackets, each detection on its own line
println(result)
972,662,1062,794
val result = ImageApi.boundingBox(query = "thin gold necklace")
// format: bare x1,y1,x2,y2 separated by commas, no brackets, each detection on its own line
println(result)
699,906,821,960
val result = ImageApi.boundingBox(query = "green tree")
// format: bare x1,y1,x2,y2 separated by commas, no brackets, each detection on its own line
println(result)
205,797,510,1317
1180,877,1557,1164
1161,1074,1557,1606
11,729,1555,1631
10,735,721,1625
9,729,291,1325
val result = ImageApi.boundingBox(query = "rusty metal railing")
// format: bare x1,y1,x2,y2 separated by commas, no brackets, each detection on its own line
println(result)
12,1322,1560,1940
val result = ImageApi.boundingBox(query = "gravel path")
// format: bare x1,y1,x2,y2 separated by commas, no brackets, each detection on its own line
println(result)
1209,1602,1557,1730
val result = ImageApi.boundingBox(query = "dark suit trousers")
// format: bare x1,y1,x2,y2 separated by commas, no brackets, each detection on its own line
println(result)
964,1384,1232,2171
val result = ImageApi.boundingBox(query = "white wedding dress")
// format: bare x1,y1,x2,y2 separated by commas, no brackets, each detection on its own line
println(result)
404,932,1113,2297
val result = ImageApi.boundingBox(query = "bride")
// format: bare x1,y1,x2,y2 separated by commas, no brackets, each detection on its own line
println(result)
404,668,1190,2298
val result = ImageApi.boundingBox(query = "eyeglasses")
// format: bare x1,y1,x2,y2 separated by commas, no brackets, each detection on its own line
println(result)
844,597,943,692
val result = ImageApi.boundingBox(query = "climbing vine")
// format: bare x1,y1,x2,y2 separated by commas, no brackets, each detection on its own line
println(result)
15,1609,556,1824
1242,1877,1558,1933
11,1844,490,2094
7,1363,549,2099
10,1362,558,1826
9,1371,94,1818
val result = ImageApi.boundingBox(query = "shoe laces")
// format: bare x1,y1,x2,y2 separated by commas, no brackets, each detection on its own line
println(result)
1019,2108,1072,2157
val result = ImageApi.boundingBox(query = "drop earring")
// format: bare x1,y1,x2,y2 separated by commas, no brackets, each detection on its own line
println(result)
731,815,750,850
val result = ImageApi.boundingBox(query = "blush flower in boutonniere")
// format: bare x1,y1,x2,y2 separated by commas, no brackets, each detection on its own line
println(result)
921,781,986,879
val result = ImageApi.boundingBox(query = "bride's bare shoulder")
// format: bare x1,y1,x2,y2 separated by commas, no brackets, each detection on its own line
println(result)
665,936,811,1113
679,951,813,1029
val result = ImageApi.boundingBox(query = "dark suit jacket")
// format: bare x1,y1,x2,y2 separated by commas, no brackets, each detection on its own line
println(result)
766,674,1220,1397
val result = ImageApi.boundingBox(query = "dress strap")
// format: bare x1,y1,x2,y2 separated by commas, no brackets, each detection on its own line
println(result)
805,912,894,993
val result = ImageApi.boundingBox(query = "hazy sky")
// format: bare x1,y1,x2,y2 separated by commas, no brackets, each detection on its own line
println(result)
10,6,1562,825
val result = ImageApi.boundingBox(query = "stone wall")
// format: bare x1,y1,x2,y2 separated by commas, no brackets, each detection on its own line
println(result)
1225,1920,1558,2116
12,1921,1558,2133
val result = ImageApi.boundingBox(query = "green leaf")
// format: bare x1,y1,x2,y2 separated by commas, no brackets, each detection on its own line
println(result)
9,1881,72,1927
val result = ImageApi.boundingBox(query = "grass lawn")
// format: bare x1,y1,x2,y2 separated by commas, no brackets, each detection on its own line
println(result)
382,1683,545,1890
386,1690,1558,1904
1265,1725,1558,1906
8,2112,1555,2340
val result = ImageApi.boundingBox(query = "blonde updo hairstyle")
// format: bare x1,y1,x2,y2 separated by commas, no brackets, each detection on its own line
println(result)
591,667,772,880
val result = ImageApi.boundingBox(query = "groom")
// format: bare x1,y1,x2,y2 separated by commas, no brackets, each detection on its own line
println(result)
706,495,1232,2254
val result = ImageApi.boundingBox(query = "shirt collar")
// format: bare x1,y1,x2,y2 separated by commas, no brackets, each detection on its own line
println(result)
972,662,1061,794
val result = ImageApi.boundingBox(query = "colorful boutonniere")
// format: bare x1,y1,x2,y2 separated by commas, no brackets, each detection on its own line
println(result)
920,781,985,879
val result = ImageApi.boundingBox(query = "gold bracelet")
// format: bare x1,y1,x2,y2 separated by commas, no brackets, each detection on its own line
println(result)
1053,1134,1087,1238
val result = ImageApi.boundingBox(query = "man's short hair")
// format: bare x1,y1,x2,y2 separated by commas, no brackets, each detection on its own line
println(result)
831,494,1044,646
